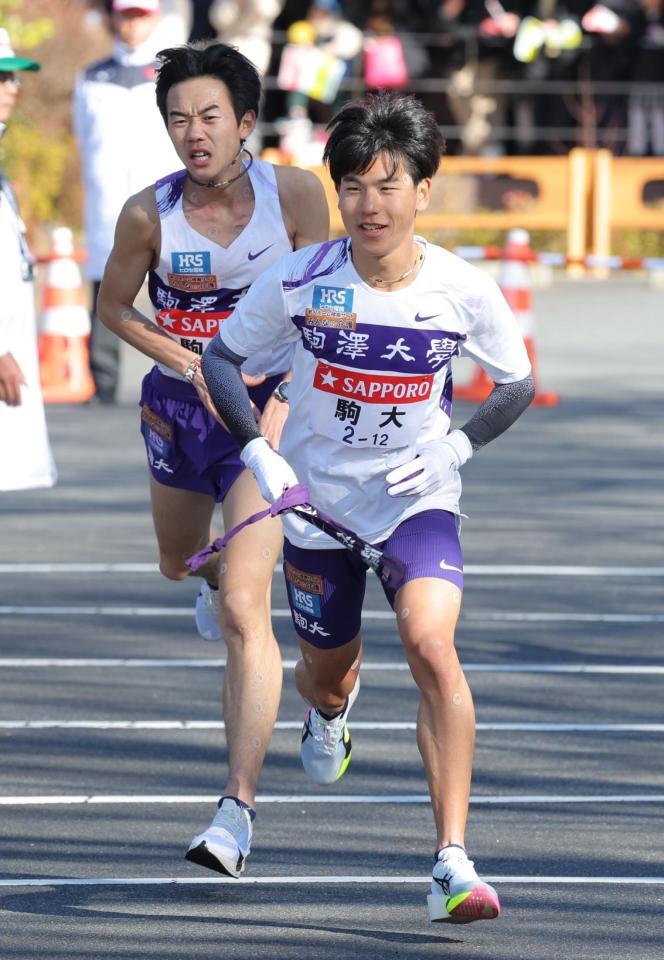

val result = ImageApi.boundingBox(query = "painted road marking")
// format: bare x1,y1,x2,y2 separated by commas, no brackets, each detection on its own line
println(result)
0,720,662,732
0,874,662,888
0,563,663,577
0,658,661,673
0,792,662,806
0,606,661,623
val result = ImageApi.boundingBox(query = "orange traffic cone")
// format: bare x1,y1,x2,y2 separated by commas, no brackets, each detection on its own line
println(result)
455,229,559,407
39,227,95,403
500,229,559,407
453,362,494,404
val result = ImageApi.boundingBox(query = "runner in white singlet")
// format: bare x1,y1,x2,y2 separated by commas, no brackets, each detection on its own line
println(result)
96,43,329,879
202,92,535,924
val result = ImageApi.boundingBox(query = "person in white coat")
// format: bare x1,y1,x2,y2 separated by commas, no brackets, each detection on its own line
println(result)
0,29,56,492
73,0,183,403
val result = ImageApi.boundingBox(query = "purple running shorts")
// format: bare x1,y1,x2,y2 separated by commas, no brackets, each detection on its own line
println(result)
139,366,283,502
282,509,463,649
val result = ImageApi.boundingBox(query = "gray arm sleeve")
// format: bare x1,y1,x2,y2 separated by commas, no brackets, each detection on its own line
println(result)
460,375,535,452
201,336,262,448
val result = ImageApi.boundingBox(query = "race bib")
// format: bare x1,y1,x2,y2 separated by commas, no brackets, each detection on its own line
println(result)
311,361,433,448
155,308,231,355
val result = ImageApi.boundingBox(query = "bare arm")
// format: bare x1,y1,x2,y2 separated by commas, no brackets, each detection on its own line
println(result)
275,165,330,251
258,166,330,448
97,187,223,419
97,187,194,373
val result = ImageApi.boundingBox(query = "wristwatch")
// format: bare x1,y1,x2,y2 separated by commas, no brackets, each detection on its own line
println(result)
272,380,290,403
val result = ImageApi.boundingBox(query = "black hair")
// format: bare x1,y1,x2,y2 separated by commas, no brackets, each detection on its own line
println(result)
155,41,262,125
323,91,445,186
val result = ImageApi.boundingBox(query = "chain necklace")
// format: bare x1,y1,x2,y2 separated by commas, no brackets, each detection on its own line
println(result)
186,146,253,190
367,244,424,287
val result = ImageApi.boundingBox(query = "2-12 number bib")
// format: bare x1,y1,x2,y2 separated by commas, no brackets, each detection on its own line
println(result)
311,361,433,448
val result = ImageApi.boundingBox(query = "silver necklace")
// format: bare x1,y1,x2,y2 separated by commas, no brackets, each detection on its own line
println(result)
368,246,424,286
186,146,253,191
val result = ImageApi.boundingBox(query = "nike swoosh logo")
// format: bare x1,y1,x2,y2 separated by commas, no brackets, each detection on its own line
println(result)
414,312,440,323
439,559,463,574
248,244,275,261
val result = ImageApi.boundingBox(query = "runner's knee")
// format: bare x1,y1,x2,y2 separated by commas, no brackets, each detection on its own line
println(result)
219,584,269,639
158,555,190,581
404,631,462,690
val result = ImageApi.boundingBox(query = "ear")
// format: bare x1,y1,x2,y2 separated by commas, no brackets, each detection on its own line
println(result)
239,110,256,139
415,177,431,214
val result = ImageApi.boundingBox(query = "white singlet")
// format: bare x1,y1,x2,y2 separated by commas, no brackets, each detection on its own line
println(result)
148,159,294,382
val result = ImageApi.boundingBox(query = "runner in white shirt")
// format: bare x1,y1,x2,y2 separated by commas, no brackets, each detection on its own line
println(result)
96,42,329,880
202,91,535,924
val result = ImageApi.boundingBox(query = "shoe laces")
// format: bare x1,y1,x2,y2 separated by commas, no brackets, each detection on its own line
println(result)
311,709,345,757
435,847,477,888
212,801,250,843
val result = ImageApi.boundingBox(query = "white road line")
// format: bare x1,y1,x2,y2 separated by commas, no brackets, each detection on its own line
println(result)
1,562,663,576
0,875,662,889
0,793,662,806
0,606,661,623
0,658,662,674
1,720,662,732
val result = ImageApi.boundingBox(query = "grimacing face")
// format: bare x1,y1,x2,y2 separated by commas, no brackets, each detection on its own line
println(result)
165,76,255,183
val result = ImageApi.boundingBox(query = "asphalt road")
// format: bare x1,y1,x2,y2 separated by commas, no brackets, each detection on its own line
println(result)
0,278,662,959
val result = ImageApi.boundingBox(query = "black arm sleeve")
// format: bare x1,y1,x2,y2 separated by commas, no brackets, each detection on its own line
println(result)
460,374,535,452
201,336,262,448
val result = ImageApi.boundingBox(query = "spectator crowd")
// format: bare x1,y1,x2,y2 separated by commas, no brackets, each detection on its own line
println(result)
184,0,664,158
1,0,662,422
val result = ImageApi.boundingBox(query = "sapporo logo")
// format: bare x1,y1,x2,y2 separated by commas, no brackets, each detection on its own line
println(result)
171,252,211,275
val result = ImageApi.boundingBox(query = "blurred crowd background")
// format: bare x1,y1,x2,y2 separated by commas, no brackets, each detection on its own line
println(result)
2,0,663,243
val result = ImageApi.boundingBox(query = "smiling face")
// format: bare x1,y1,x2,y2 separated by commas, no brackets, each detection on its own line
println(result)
165,76,255,183
337,152,430,271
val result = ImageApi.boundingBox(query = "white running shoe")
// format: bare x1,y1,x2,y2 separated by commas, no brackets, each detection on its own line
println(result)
185,797,253,877
195,580,221,641
428,845,500,924
300,677,360,785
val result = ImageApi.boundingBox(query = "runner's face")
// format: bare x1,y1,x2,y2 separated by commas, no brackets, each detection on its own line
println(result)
337,154,430,262
166,77,255,181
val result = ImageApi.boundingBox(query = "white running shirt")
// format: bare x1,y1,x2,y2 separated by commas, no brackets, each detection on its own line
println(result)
220,236,531,548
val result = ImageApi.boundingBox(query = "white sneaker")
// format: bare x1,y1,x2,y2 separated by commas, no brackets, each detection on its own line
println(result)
195,580,221,641
428,845,500,924
185,797,254,877
300,677,360,785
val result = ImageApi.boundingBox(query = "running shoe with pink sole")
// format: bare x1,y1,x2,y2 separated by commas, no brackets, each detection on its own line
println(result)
428,844,500,924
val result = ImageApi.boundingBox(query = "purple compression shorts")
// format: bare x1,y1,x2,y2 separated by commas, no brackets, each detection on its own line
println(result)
282,509,463,649
139,366,283,502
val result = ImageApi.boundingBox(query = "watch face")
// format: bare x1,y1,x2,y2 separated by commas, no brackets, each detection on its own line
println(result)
275,381,289,402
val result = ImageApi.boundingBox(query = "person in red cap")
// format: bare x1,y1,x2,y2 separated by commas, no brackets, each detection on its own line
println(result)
0,29,56,491
73,0,184,404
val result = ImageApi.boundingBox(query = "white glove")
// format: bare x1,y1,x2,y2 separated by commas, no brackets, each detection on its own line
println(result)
240,436,299,504
386,429,473,498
